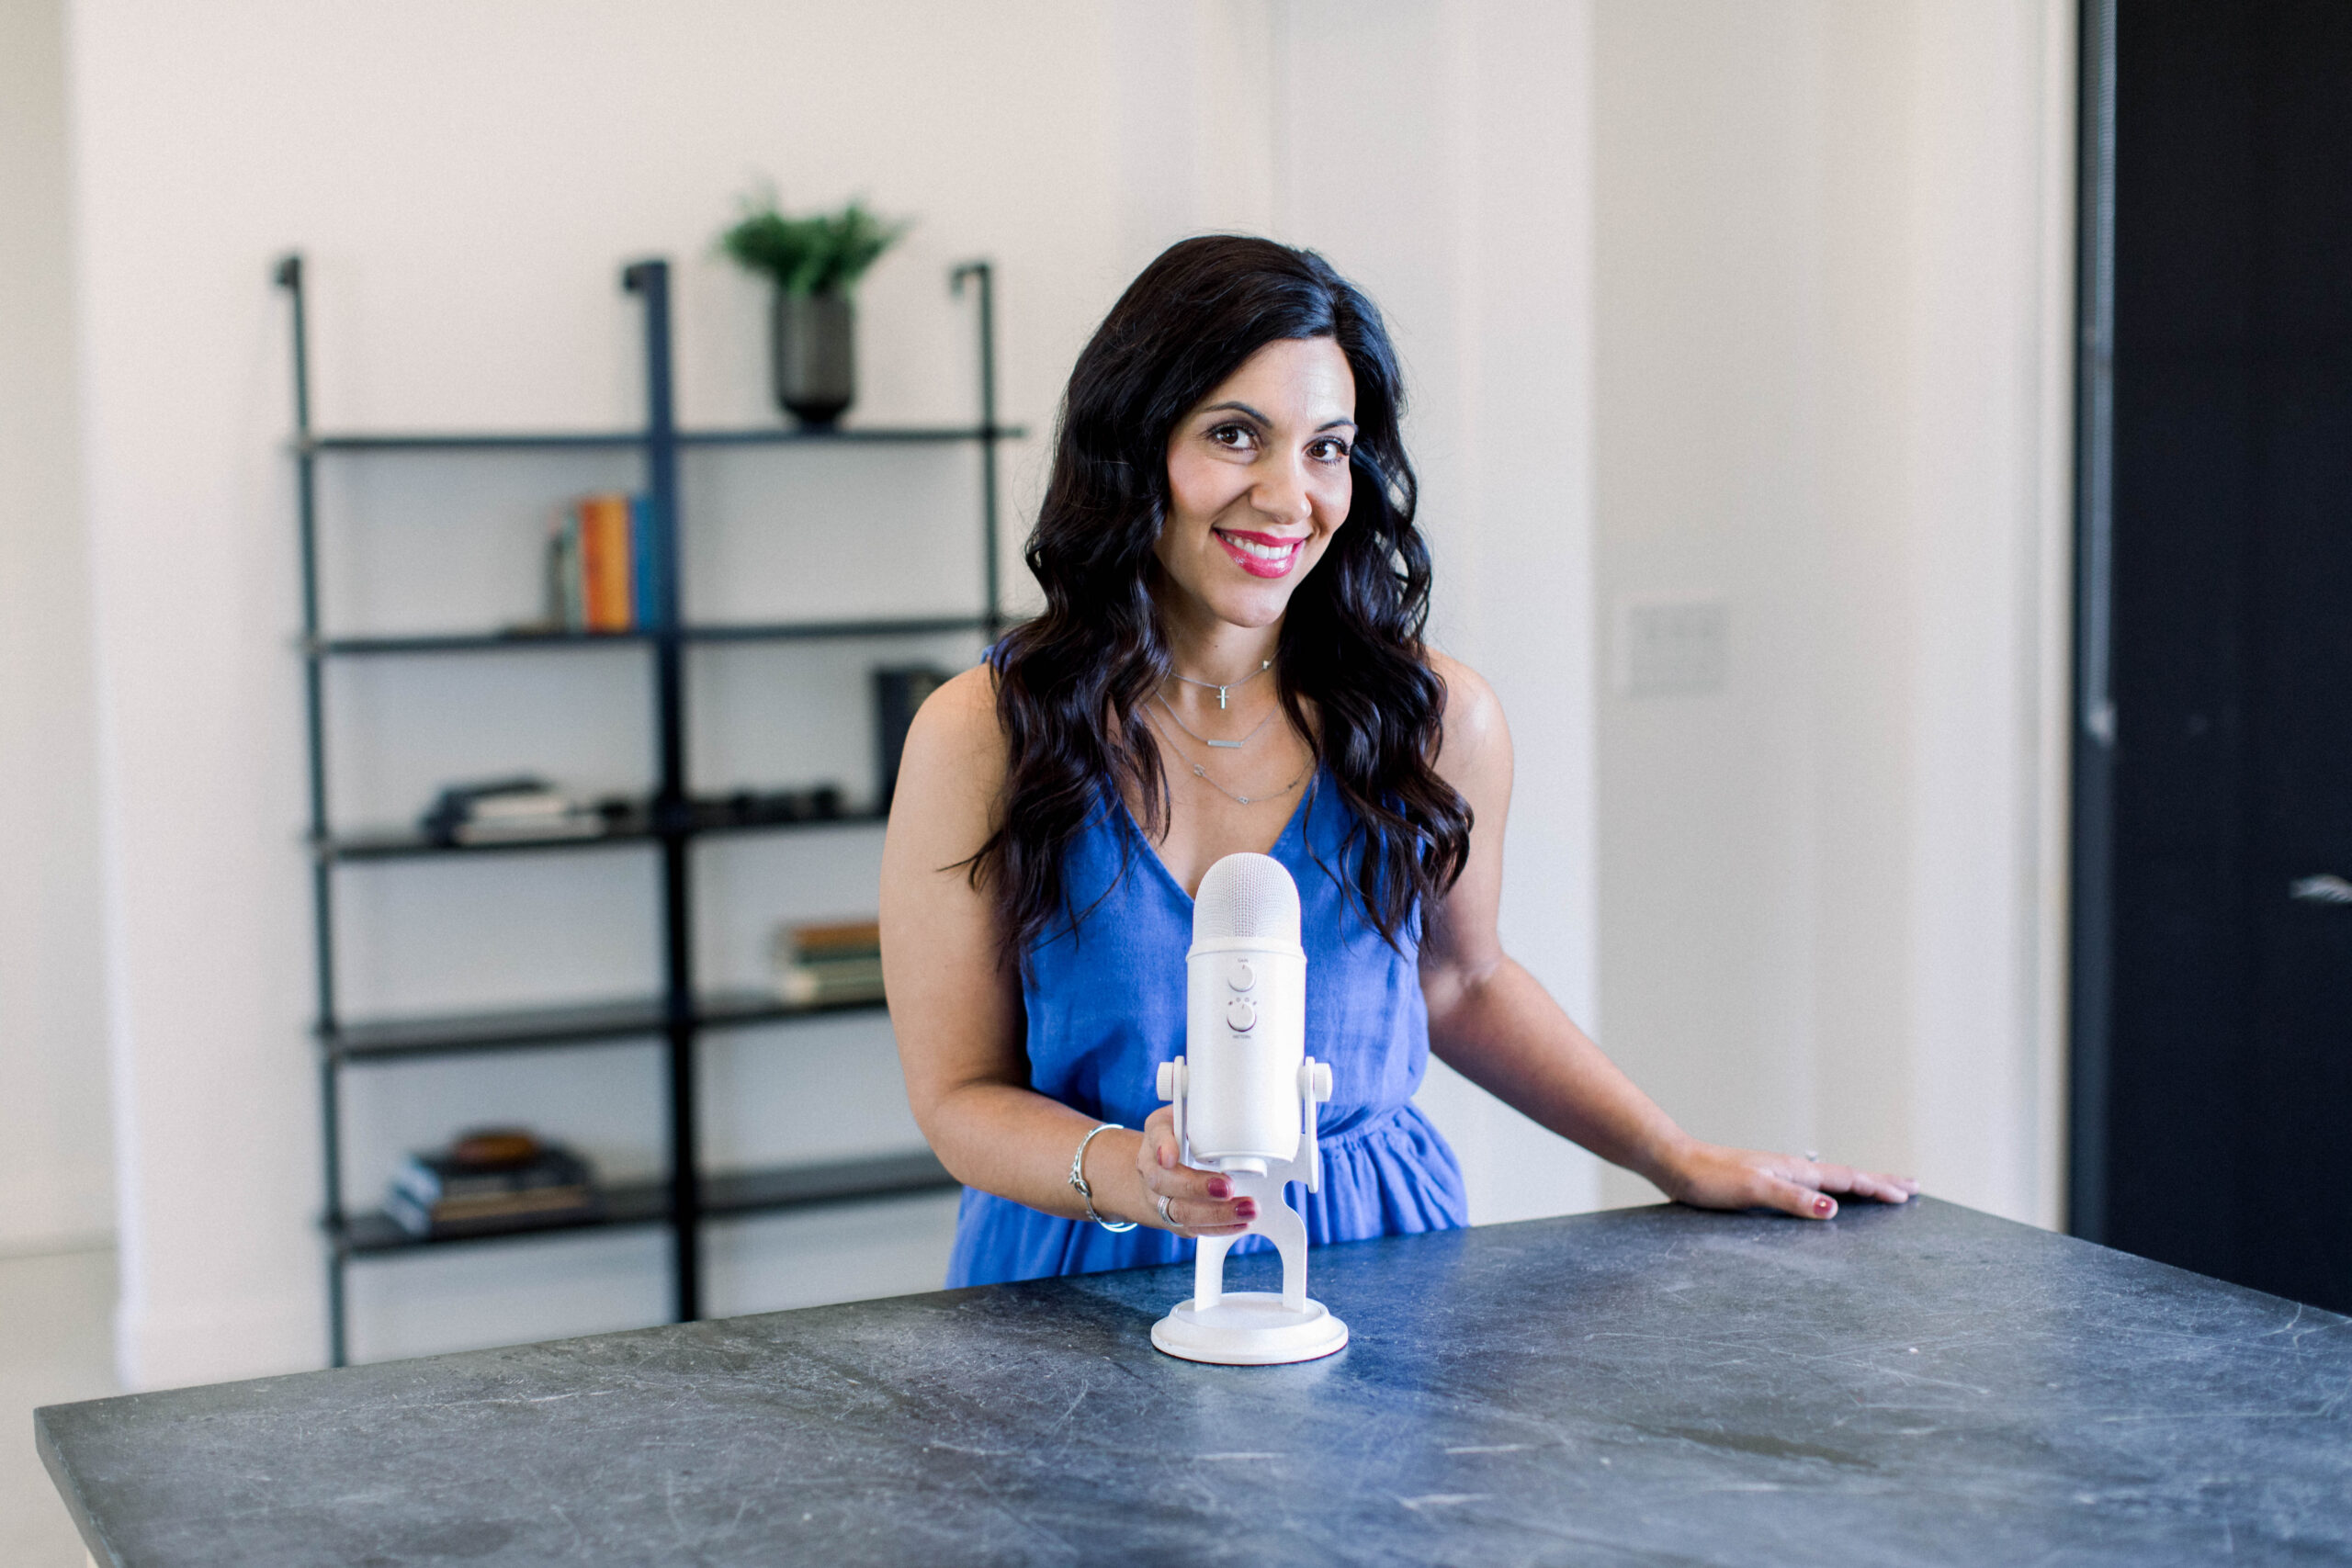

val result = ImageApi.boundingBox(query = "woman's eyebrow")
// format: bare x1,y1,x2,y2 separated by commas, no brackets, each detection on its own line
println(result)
1197,401,1358,434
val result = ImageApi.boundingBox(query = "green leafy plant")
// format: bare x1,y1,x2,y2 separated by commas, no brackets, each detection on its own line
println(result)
719,193,910,298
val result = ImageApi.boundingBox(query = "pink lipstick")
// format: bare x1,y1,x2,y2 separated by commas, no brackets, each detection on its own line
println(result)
1214,528,1304,580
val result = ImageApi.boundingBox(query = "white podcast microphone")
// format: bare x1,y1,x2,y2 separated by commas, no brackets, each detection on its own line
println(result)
1151,852,1348,1365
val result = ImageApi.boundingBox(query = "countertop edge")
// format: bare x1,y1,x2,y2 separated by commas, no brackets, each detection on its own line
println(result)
36,1402,119,1567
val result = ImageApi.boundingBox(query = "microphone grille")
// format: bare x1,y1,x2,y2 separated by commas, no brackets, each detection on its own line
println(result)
1193,852,1301,945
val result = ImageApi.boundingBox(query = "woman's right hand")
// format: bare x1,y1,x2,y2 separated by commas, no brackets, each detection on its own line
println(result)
1135,1106,1258,1235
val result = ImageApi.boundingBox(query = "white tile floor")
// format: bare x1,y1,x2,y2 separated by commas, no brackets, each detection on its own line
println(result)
2,1244,117,1567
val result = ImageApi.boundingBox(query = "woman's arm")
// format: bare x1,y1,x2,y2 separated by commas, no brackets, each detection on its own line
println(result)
880,668,1254,1237
1415,653,1916,1218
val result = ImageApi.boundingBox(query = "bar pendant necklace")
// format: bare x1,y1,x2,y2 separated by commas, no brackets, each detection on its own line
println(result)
1155,692,1278,750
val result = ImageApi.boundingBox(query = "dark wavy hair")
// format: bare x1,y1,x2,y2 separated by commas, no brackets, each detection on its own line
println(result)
975,235,1472,961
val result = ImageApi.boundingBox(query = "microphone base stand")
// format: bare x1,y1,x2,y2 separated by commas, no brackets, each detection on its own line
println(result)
1151,1059,1351,1367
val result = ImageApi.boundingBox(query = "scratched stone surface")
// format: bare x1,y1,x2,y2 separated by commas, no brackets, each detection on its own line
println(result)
37,1198,2352,1566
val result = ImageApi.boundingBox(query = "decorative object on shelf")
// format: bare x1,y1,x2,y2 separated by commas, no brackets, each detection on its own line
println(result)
419,776,602,845
774,919,885,1007
719,192,910,427
535,492,656,633
695,784,844,829
872,666,953,811
385,1127,603,1239
328,784,857,862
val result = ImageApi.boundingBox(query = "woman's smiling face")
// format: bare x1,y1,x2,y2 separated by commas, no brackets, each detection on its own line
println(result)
1153,335,1357,631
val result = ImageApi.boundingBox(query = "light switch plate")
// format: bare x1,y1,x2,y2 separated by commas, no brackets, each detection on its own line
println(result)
1617,596,1728,697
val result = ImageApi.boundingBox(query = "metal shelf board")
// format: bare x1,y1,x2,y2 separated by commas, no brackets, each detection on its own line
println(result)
326,997,666,1061
300,424,1024,456
674,423,1025,447
684,809,888,841
316,822,657,863
333,1149,953,1256
324,989,887,1063
701,1151,953,1213
678,614,992,645
315,806,886,863
301,431,649,454
693,987,891,1033
311,615,993,659
311,628,653,658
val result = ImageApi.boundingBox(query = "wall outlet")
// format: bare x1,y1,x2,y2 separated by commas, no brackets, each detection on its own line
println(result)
1617,596,1728,697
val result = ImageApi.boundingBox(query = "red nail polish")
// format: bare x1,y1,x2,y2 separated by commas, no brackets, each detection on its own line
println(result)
1207,1179,1230,1200
1815,1197,1834,1216
1236,1201,1258,1219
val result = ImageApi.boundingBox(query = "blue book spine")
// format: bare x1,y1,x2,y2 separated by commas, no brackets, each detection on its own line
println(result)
629,493,659,630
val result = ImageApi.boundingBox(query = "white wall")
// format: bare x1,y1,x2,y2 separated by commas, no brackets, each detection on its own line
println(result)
1590,0,2074,1224
1114,0,1608,1225
0,0,112,1254
1269,0,1604,1224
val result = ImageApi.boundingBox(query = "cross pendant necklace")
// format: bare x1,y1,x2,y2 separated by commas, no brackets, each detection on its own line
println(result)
1170,659,1271,711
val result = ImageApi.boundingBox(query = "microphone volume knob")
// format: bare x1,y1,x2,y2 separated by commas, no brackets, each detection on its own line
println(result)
1225,998,1258,1033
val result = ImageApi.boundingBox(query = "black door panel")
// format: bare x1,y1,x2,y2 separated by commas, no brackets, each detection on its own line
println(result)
2086,0,2352,1312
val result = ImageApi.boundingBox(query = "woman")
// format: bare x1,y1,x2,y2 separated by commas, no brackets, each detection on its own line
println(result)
881,236,1914,1287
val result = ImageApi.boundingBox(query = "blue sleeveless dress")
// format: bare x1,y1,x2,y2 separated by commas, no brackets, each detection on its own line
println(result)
944,769,1470,1286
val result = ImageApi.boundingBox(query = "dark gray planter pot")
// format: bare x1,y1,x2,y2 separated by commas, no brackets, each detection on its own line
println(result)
771,290,855,427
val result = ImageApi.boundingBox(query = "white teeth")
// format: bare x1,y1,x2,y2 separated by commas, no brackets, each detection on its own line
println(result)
1218,532,1298,561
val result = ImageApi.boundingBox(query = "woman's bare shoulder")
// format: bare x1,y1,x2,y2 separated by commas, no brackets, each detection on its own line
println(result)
1422,648,1507,765
910,664,1001,740
895,664,1009,821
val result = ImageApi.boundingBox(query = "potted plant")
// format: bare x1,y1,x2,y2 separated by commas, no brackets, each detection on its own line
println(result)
719,194,910,427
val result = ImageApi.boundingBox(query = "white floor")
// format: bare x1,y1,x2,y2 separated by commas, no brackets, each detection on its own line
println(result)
2,1243,116,1568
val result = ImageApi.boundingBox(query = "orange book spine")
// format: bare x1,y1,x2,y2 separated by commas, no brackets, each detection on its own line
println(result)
580,494,633,632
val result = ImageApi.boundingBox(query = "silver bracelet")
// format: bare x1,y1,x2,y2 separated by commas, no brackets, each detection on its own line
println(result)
1068,1122,1136,1233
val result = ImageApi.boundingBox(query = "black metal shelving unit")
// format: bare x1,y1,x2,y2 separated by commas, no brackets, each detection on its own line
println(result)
277,252,1018,1365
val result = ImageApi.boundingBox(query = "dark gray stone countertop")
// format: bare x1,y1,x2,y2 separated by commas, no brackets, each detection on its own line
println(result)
37,1198,2352,1565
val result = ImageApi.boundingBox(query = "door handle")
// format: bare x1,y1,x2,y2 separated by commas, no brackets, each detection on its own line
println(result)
2290,874,2352,905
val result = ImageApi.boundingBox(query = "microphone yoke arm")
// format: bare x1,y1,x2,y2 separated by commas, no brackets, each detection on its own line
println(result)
1156,1055,1333,1312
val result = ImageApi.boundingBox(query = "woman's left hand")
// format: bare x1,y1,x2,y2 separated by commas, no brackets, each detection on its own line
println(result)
1659,1142,1918,1220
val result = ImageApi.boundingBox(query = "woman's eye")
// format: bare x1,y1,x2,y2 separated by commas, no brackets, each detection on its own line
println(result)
1308,437,1351,463
1208,423,1257,451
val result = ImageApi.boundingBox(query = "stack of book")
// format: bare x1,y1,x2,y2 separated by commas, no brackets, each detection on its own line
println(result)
547,492,657,633
774,919,885,1007
385,1129,602,1239
419,776,602,845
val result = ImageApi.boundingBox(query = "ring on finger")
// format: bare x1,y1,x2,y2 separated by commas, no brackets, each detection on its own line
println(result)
1158,1192,1176,1227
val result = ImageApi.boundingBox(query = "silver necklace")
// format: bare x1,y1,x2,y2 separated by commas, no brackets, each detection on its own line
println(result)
1155,690,1278,750
1148,709,1307,807
1170,659,1271,710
